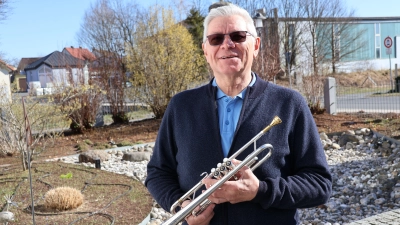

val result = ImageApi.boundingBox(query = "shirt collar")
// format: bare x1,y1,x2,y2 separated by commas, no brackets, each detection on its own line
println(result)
212,72,256,100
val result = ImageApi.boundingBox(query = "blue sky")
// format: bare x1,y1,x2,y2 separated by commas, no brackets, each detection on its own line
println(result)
346,0,399,17
0,0,399,66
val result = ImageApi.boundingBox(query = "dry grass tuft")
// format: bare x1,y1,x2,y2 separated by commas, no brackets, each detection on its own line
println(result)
44,186,84,210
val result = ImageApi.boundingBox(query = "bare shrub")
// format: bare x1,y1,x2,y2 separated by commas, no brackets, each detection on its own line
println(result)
44,186,84,211
0,87,67,170
301,75,325,114
53,83,104,134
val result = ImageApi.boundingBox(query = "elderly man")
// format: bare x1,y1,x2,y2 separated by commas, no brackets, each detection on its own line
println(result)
145,3,332,225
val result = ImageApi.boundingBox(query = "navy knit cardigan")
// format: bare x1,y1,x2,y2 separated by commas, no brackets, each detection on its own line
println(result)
145,74,332,225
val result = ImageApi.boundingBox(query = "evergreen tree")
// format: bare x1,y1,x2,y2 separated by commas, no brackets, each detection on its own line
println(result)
184,8,205,51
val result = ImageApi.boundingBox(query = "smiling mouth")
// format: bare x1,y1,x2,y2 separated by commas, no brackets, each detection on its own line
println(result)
221,56,237,59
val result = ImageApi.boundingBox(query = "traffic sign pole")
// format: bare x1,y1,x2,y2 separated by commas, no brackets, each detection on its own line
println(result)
384,36,394,90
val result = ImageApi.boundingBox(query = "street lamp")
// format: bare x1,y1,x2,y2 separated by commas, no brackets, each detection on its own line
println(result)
254,11,265,29
253,10,266,81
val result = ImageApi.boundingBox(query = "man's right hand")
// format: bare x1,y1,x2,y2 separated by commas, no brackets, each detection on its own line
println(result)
181,200,215,225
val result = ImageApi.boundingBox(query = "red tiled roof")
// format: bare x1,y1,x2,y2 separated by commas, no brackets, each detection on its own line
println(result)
0,59,16,72
63,47,96,61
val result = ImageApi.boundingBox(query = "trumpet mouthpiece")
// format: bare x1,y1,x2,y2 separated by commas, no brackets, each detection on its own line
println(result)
262,116,282,133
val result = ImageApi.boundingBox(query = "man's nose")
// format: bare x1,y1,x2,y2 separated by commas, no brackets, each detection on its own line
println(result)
222,35,235,47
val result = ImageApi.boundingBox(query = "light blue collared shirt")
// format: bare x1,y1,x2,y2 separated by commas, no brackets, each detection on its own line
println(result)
212,73,256,157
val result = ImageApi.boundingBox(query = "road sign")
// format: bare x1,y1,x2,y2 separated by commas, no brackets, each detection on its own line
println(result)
384,36,394,90
384,36,393,48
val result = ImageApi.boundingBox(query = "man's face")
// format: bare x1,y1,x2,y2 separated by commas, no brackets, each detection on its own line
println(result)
202,15,260,78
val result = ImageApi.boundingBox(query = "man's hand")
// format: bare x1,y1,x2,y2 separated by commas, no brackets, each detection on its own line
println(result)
201,159,259,204
182,200,215,225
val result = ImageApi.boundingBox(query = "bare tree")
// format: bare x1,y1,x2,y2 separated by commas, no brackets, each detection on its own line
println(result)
325,1,366,74
0,0,12,61
299,0,333,75
228,0,268,17
189,0,212,15
297,0,364,75
126,6,207,118
0,0,11,22
225,0,282,80
77,0,141,123
274,0,307,80
252,7,283,81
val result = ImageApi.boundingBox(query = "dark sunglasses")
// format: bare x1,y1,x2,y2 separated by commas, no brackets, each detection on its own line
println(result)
206,31,254,46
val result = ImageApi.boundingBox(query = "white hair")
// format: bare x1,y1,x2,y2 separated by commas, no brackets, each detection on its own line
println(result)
203,4,257,43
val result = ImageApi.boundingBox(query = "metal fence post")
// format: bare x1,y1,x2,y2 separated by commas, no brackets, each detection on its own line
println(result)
324,77,337,115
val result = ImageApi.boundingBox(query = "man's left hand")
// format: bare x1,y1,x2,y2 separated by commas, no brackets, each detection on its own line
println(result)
202,159,259,204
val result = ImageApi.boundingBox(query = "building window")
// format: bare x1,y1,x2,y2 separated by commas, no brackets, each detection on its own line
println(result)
375,23,381,59
375,23,380,34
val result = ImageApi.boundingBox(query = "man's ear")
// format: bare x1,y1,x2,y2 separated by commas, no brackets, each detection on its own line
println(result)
253,37,261,58
202,43,210,64
202,43,207,57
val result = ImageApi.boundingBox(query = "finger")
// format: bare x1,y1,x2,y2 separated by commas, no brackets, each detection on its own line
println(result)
202,177,218,189
182,201,189,208
231,158,241,166
186,203,215,225
207,194,229,204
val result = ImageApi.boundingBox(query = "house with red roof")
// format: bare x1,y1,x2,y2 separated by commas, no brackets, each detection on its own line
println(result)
13,47,98,95
62,46,96,62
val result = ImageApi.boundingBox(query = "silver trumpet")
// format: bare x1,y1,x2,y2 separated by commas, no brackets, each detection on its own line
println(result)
163,116,282,225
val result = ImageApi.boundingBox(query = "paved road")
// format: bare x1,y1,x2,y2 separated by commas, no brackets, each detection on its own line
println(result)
346,208,400,225
337,92,400,113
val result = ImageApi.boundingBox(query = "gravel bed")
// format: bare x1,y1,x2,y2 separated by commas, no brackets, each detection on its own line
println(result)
49,128,400,225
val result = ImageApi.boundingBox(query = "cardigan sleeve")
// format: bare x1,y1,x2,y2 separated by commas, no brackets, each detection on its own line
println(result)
251,93,332,209
145,101,183,212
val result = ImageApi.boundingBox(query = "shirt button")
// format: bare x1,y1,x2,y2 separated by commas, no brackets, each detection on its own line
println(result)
225,121,229,125
225,99,229,102
227,108,231,112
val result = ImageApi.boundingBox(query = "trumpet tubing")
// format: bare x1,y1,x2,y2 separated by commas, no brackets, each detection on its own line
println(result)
164,116,282,225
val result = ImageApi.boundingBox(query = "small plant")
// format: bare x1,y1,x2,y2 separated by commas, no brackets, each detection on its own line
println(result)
76,143,89,151
308,100,326,115
84,139,93,145
112,112,129,124
44,186,84,211
117,141,134,147
93,142,111,149
60,172,73,179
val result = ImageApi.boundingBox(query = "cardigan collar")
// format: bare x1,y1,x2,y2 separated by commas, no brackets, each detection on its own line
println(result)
206,72,269,100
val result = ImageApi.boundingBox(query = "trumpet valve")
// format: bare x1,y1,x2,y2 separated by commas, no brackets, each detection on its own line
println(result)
219,165,226,172
211,168,222,179
217,168,226,177
223,161,234,170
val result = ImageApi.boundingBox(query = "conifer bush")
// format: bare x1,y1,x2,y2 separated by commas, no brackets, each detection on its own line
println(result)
43,186,84,210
